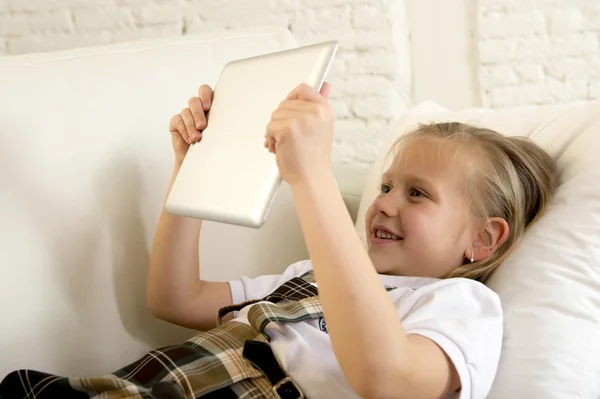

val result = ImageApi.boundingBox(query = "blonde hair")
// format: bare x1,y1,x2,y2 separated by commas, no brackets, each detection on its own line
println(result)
388,122,559,283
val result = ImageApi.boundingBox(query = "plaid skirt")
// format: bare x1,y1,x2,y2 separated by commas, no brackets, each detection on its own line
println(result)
1,271,395,398
0,273,324,399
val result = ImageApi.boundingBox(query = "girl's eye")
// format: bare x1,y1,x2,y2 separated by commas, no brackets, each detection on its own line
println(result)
379,183,392,194
409,188,426,198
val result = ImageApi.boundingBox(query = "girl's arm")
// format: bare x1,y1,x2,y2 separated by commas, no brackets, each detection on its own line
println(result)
266,82,460,398
291,173,460,399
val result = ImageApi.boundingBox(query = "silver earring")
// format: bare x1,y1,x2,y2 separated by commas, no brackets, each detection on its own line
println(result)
470,251,475,263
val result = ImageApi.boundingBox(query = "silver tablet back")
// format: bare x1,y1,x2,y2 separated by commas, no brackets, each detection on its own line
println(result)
164,41,338,228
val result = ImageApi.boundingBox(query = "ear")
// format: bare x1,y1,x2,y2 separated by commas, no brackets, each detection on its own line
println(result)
468,217,510,262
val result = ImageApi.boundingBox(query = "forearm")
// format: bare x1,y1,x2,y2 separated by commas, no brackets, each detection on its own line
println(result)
290,172,410,395
147,161,203,317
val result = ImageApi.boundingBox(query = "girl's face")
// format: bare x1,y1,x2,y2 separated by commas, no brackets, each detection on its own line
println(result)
365,139,479,278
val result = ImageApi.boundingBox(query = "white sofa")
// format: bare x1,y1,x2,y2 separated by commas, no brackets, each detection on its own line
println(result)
0,26,365,378
2,26,600,398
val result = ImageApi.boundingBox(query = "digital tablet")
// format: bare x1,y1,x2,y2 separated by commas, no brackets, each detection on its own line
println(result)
164,40,338,228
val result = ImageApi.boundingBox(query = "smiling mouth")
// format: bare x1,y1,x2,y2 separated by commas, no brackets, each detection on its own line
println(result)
372,229,402,241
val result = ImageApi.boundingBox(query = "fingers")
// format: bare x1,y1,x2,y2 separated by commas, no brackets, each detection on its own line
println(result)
265,119,290,153
168,85,212,150
181,108,201,143
264,136,276,153
286,82,330,102
188,97,207,130
169,114,188,142
197,84,213,111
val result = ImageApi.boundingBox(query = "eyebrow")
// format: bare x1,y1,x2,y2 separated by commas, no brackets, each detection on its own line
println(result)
381,172,433,188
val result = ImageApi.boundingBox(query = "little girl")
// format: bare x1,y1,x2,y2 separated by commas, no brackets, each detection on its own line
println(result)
0,83,557,399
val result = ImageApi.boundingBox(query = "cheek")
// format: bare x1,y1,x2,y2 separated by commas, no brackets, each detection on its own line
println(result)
403,206,452,244
417,208,466,246
401,207,426,235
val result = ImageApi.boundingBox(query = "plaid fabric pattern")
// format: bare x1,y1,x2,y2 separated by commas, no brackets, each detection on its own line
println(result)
0,270,332,399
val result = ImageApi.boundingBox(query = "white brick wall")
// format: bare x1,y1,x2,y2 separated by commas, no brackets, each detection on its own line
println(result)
0,0,411,166
2,0,599,163
478,0,600,108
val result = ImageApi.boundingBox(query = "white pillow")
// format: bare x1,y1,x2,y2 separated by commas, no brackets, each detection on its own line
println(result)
486,99,600,398
354,100,600,398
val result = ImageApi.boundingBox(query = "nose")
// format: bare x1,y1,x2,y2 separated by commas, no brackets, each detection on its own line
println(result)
374,191,399,218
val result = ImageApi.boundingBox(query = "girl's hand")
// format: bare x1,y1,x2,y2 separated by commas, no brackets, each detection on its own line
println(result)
264,82,334,186
169,84,213,164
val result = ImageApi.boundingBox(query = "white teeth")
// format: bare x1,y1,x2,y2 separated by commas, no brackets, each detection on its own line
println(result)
376,230,400,240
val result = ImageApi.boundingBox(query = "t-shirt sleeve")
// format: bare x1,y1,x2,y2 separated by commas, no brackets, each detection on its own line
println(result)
227,260,313,304
400,279,503,399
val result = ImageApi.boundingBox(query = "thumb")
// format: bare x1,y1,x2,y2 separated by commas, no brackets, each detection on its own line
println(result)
319,82,331,102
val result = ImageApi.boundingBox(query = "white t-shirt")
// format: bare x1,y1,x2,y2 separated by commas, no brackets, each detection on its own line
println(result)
228,260,502,399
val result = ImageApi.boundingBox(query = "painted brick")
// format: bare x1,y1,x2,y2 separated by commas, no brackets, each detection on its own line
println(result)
589,81,600,99
488,85,551,107
351,28,393,50
589,55,600,78
116,0,181,4
550,34,599,57
184,21,230,35
479,40,517,63
546,59,590,81
300,29,394,55
227,14,291,31
343,75,394,96
353,3,389,29
132,4,182,26
330,98,352,119
546,81,573,103
0,10,73,36
301,32,355,51
585,9,600,29
9,0,106,12
108,24,182,43
334,119,368,141
548,7,584,34
479,0,600,108
479,11,546,39
0,0,408,167
185,0,273,20
338,139,385,165
481,65,518,86
352,95,394,119
302,0,382,8
513,39,550,59
513,64,544,83
268,0,300,12
73,8,135,30
346,49,397,78
292,6,354,35
571,80,590,99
